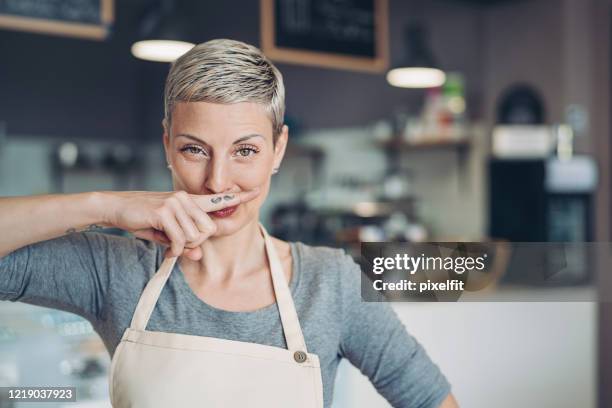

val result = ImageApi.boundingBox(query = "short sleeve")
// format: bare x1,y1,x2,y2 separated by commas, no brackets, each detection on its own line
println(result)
337,250,452,408
0,231,152,323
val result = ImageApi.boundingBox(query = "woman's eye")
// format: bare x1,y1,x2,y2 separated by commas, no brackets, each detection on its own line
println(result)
181,145,206,156
235,146,259,157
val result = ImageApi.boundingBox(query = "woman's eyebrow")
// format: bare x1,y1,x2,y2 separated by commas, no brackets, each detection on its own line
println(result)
176,133,208,145
233,134,264,144
175,133,264,144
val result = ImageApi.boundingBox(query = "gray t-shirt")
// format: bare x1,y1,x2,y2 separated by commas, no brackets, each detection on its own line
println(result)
0,230,451,407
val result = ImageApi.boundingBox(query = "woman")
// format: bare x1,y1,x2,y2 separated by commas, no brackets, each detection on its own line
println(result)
0,39,458,407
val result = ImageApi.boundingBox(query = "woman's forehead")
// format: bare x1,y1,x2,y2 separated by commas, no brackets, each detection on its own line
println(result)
173,101,266,122
170,101,273,141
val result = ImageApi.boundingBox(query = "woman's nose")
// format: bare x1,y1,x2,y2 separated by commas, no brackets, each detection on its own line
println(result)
204,158,232,193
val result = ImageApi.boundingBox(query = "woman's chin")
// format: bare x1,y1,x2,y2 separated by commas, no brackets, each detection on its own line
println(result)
209,209,254,236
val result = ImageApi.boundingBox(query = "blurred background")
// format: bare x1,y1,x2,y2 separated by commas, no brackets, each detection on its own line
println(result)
0,0,611,406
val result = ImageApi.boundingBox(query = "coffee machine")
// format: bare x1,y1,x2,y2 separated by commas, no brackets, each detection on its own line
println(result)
488,156,597,285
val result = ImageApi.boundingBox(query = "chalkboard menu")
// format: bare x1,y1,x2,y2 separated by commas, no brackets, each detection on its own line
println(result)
0,0,113,40
261,0,388,73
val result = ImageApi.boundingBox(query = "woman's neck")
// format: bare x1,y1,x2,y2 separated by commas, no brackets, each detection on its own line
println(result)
181,218,267,284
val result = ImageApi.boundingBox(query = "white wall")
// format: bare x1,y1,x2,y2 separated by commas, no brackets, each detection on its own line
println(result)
334,299,596,408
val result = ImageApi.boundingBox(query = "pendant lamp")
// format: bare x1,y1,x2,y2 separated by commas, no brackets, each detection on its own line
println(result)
386,24,446,88
131,0,195,62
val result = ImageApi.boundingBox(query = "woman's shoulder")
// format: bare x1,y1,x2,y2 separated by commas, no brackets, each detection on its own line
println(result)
290,240,361,282
289,241,363,309
74,230,162,275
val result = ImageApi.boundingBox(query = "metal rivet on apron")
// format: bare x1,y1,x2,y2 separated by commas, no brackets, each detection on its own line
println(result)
294,350,307,363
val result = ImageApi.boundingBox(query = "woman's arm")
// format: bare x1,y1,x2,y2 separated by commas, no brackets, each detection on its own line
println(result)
0,192,109,258
439,394,460,408
0,228,139,321
337,251,457,408
0,188,259,259
0,192,139,321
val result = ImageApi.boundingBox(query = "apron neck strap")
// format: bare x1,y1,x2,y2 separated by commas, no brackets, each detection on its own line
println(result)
258,222,308,352
128,222,308,353
128,255,177,333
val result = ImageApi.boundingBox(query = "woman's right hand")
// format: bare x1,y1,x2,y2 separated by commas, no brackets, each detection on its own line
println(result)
102,188,261,260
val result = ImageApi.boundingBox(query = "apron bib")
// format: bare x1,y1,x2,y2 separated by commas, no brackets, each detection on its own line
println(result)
108,222,324,407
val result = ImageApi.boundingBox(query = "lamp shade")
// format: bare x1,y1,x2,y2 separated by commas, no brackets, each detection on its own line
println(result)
386,24,446,88
131,40,194,62
131,0,195,62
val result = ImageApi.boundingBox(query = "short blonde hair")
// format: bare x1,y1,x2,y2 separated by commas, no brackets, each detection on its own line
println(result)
163,39,285,144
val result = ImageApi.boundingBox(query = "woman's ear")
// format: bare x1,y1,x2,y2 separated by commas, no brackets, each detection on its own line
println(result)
273,125,289,170
162,119,172,165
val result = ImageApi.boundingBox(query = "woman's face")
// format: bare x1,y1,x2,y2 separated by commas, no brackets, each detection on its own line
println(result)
162,101,288,237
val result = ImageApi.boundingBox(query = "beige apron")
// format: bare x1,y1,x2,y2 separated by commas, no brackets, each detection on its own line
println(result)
108,222,324,407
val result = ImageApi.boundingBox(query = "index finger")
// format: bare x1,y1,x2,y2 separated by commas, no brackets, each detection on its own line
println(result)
191,187,261,212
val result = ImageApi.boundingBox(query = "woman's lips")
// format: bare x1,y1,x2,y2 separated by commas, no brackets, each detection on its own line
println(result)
209,204,238,218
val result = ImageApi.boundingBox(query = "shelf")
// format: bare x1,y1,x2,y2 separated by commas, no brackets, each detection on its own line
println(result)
311,198,416,218
379,137,471,151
